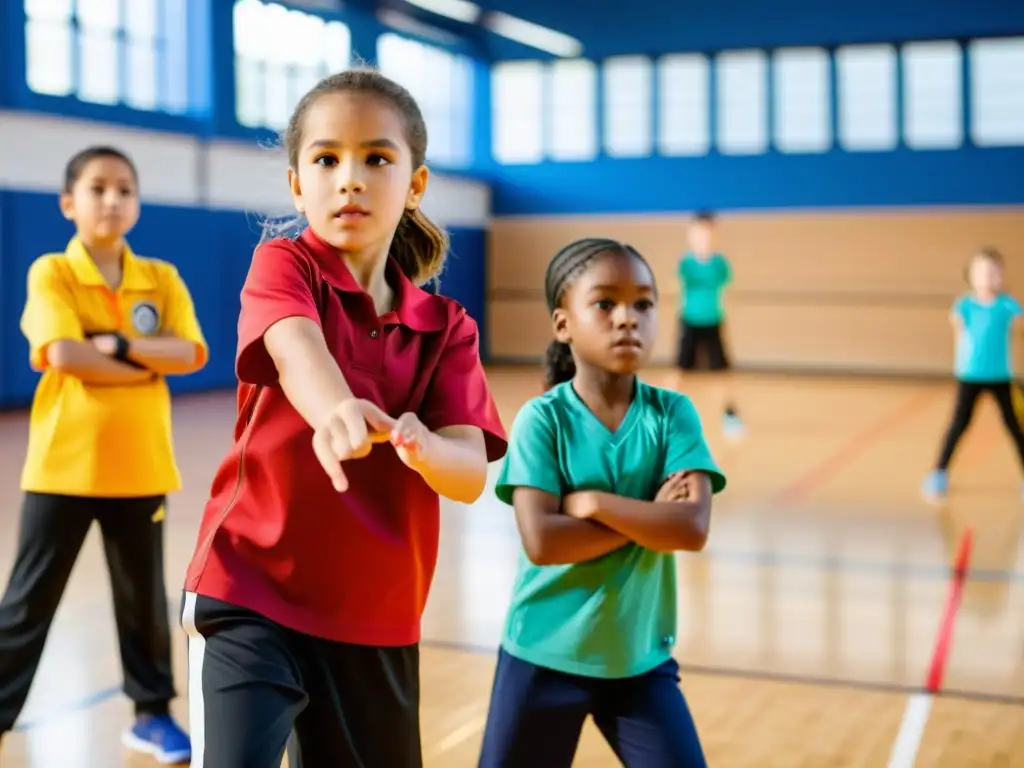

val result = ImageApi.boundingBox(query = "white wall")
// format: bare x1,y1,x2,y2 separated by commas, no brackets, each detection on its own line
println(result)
0,112,490,228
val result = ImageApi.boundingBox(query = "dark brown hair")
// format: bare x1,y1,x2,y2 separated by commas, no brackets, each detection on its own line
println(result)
542,238,654,389
63,146,138,194
277,68,448,286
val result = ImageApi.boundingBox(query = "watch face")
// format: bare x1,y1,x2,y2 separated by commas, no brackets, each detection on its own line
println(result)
131,301,161,336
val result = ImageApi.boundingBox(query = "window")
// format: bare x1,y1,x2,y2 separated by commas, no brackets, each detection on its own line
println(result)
234,0,350,131
491,61,544,164
377,34,474,167
902,41,962,149
836,44,897,151
548,59,597,161
603,56,653,158
24,0,192,113
125,0,158,110
24,0,73,97
658,54,709,156
77,0,119,105
969,37,1024,147
161,0,191,114
716,49,767,155
773,48,831,153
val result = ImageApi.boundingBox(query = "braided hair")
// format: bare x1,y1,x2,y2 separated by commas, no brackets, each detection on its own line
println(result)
542,238,651,390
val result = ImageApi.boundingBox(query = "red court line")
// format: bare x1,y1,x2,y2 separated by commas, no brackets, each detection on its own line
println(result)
775,391,937,505
924,527,974,693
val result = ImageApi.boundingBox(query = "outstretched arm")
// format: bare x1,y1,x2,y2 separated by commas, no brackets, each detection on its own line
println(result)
394,420,490,504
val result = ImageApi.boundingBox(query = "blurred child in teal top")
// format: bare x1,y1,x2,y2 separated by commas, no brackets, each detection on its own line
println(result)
478,238,727,768
923,248,1024,502
677,210,745,440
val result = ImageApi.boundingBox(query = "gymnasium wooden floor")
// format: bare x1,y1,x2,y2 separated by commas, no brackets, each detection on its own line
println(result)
1,368,1023,767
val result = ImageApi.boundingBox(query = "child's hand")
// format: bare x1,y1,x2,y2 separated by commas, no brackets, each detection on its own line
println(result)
91,334,118,357
312,398,396,492
656,471,694,502
390,412,432,470
562,491,601,520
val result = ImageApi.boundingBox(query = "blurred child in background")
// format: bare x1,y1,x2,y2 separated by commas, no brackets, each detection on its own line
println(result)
676,211,746,440
923,248,1024,502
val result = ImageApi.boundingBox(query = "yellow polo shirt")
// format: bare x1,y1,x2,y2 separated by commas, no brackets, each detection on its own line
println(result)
19,237,208,498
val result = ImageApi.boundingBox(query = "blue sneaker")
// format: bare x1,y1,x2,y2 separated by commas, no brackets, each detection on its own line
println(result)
121,714,191,765
921,469,948,502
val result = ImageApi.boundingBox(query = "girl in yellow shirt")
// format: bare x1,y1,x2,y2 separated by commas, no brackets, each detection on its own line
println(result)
0,146,207,764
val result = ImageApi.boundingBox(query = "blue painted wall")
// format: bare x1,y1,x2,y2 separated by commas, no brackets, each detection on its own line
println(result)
0,190,487,409
492,147,1024,216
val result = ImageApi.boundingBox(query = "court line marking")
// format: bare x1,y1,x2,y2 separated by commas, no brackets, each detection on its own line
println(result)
887,527,974,768
428,713,489,759
924,528,973,694
887,694,934,768
12,685,121,733
775,391,937,505
699,549,1024,582
20,631,1024,738
419,630,1024,706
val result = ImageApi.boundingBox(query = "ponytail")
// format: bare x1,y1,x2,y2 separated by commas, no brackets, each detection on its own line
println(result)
543,340,576,390
256,211,307,248
390,207,449,287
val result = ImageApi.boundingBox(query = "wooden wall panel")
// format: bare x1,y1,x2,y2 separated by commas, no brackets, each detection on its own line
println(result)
487,208,1024,375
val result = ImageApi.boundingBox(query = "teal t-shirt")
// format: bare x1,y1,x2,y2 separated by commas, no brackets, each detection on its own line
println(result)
679,252,732,326
494,379,727,680
953,293,1022,382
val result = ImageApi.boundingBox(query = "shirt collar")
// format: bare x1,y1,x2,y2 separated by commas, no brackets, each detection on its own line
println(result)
299,227,446,332
65,236,155,290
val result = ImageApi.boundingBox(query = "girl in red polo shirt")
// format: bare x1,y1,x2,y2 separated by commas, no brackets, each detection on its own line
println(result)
181,69,507,767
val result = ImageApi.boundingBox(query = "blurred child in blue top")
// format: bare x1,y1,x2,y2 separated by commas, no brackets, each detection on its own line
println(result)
923,248,1024,502
478,238,727,768
677,211,745,440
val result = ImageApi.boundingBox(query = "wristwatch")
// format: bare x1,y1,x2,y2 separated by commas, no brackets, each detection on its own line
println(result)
111,332,149,370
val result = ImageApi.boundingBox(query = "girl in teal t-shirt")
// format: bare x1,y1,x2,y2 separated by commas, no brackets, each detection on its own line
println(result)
923,248,1024,502
478,238,727,767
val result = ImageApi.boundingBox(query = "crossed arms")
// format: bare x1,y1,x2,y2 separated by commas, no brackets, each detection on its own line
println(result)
512,470,713,566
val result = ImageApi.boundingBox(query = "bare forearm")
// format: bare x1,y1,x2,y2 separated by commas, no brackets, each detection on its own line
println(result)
274,340,355,429
522,516,631,566
414,434,489,504
589,492,708,552
127,337,204,375
46,341,154,384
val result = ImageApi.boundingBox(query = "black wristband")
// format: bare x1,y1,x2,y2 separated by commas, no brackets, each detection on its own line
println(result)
113,332,130,361
112,333,149,370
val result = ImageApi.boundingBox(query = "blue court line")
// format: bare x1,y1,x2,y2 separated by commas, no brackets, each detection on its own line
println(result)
13,685,121,732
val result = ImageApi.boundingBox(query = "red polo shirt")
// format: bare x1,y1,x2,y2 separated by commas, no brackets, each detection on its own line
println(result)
184,228,507,646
